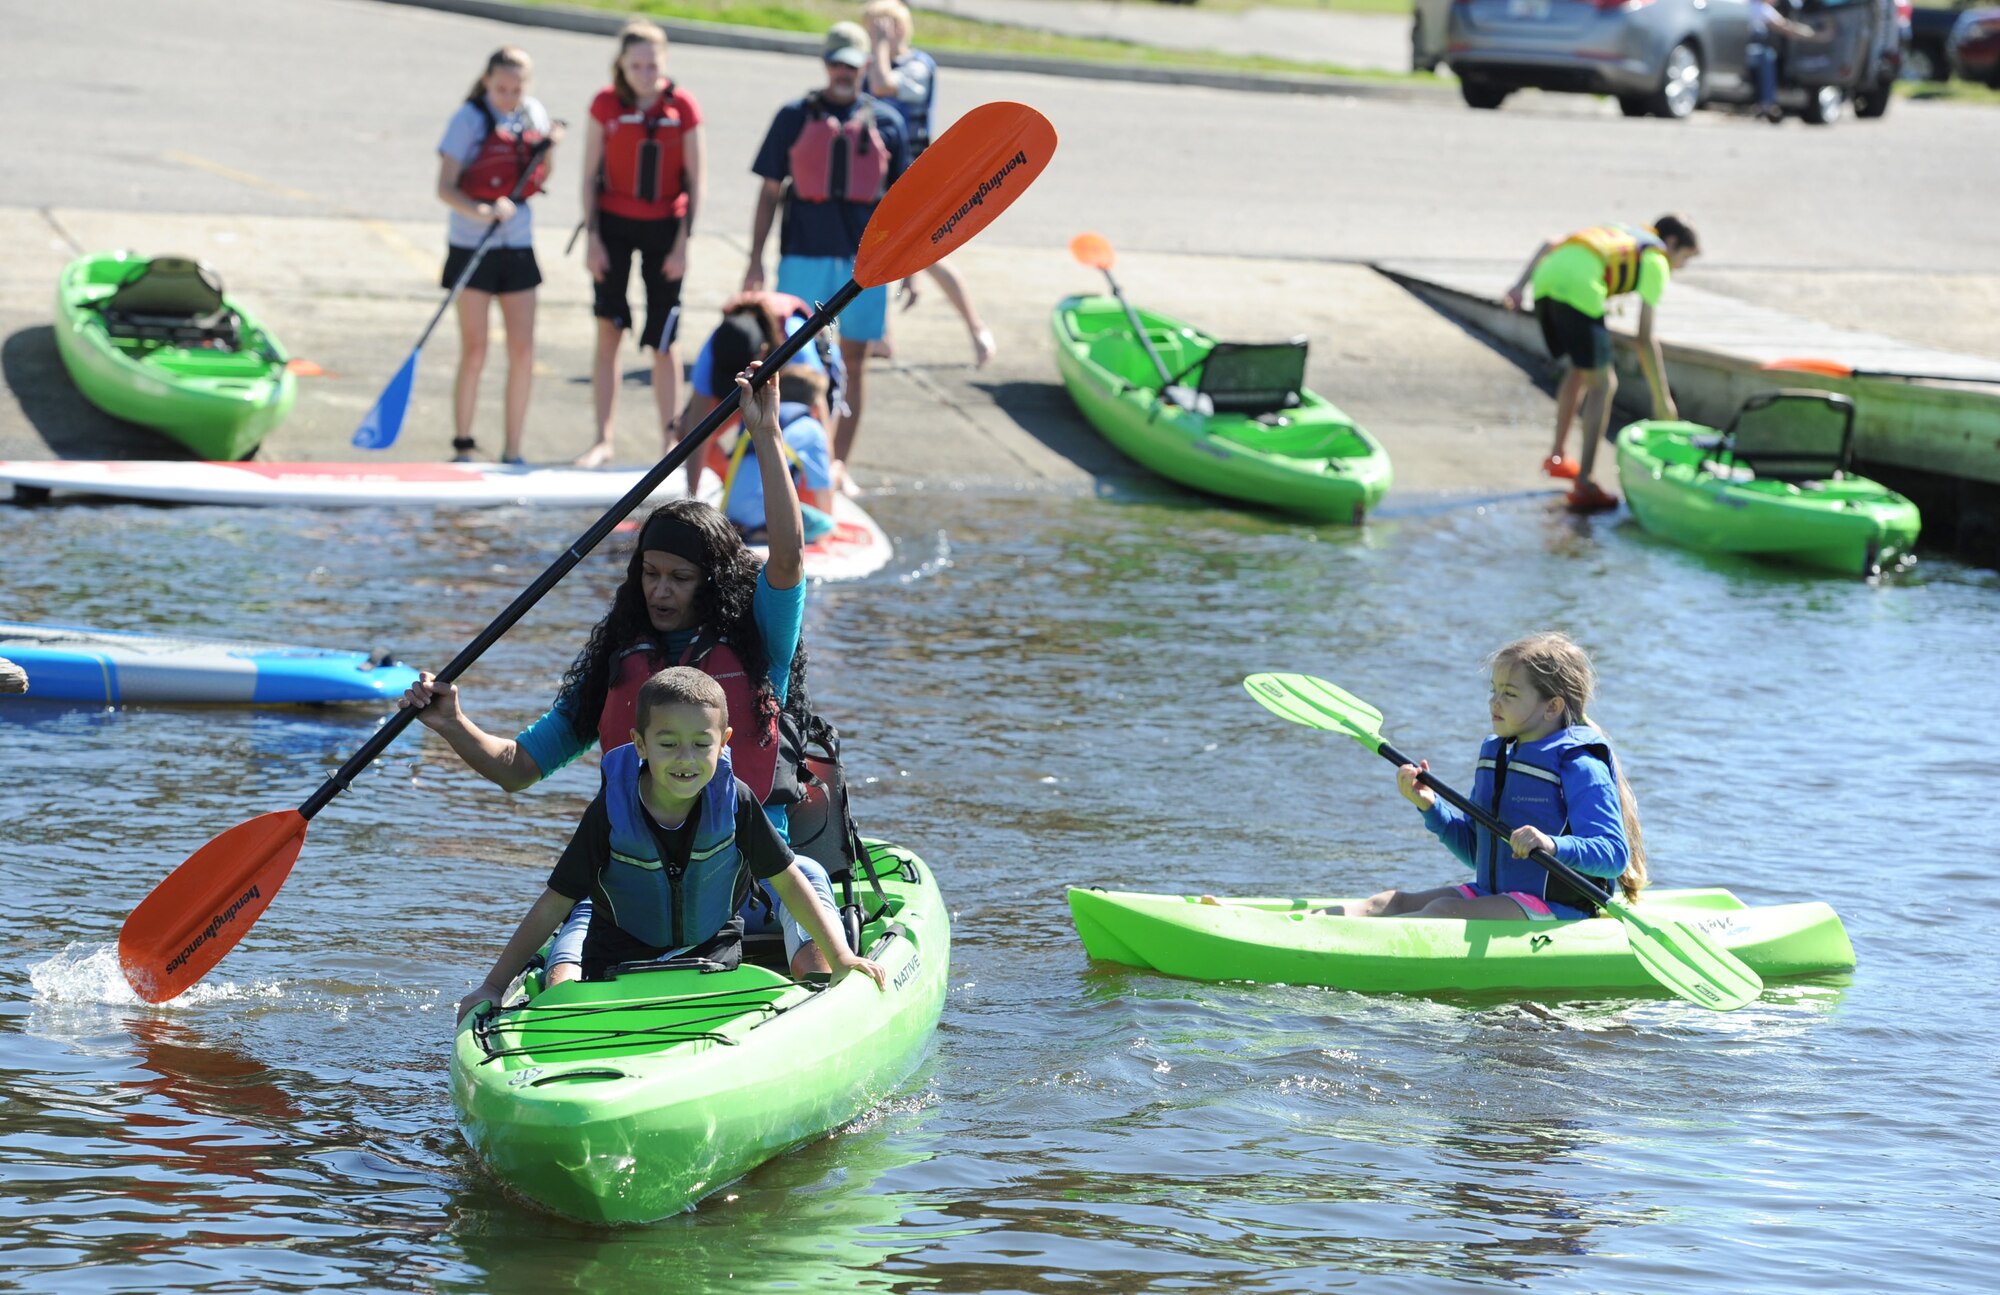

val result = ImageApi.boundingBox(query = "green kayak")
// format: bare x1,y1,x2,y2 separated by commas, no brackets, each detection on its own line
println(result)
1051,294,1391,522
1067,886,1853,1000
1617,391,1919,576
54,251,296,461
453,842,949,1224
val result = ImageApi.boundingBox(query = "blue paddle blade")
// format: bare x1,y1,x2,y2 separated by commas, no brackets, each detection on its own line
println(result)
352,350,420,450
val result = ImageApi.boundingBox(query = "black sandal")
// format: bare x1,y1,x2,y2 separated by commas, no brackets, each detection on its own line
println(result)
451,437,479,463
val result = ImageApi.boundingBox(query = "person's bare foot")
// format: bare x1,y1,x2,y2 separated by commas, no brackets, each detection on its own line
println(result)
831,459,861,498
972,327,997,369
572,441,614,469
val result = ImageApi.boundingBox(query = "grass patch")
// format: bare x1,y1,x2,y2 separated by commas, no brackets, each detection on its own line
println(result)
1900,77,2000,105
516,0,1440,83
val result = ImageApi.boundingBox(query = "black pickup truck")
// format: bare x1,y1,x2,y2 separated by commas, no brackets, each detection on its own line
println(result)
1911,2,1974,79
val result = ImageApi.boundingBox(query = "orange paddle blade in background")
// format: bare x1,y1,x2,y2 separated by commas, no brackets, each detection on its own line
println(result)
855,101,1057,289
119,810,307,1003
1764,357,1854,378
1069,232,1114,271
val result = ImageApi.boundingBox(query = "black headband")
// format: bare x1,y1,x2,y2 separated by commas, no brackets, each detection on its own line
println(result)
638,512,708,568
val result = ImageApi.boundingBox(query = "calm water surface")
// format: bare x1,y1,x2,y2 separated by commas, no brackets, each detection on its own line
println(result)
4,487,1997,1293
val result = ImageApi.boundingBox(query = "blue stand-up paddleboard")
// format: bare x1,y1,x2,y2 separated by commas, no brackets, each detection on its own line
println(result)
0,620,421,705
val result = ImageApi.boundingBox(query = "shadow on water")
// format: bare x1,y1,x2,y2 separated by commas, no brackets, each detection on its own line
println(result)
0,324,174,459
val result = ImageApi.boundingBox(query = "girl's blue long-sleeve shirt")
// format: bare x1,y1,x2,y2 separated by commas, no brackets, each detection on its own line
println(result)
1420,729,1630,900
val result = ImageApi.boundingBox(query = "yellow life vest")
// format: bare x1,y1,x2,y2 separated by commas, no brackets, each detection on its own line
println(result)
1558,224,1666,297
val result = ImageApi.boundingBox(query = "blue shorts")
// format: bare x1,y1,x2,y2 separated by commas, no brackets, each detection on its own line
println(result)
546,855,838,971
777,255,887,343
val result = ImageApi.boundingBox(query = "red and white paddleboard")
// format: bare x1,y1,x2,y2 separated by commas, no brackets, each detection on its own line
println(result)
691,468,893,582
0,460,691,509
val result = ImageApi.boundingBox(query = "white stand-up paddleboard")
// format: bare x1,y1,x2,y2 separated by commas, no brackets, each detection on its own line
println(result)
0,460,691,509
694,468,893,582
0,620,422,705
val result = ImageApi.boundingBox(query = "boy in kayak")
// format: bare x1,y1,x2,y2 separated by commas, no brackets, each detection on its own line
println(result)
1501,216,1700,511
1324,632,1648,920
454,666,885,1023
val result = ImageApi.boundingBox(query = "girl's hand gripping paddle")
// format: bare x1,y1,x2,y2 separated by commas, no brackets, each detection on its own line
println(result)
121,103,1059,1003
1242,672,1764,1012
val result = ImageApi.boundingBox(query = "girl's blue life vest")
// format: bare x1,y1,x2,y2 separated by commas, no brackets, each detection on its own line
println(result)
595,741,747,953
1467,725,1625,911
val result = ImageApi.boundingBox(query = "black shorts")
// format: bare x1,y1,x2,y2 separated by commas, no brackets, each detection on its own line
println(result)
441,244,541,295
593,211,685,351
1536,298,1612,371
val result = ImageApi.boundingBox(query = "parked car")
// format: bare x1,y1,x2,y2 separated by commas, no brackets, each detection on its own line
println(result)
1445,0,1902,123
1909,3,1972,80
1948,5,2000,82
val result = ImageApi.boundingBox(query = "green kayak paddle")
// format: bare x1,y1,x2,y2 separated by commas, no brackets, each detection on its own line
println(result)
1242,671,1764,1012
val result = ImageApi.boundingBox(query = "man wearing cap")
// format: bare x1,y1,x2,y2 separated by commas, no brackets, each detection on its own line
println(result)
746,22,910,491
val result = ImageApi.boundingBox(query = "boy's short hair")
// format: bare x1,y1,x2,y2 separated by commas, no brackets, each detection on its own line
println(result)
634,667,727,732
1653,213,1698,254
776,362,829,409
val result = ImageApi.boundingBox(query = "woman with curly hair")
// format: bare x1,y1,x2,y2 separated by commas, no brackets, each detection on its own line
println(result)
400,370,836,977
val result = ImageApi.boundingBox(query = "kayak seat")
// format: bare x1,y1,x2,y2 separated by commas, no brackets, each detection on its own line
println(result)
1163,339,1308,418
96,256,241,348
1715,390,1856,484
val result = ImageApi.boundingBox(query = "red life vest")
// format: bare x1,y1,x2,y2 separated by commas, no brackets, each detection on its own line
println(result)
599,82,689,214
457,98,549,202
786,93,888,205
597,637,800,805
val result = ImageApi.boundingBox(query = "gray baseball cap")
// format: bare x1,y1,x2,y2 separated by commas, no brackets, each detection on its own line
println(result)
823,22,868,66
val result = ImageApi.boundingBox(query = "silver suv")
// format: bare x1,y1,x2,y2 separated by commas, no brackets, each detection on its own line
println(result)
1446,0,1901,122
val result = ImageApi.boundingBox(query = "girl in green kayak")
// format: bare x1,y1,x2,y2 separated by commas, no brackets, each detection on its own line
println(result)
1332,632,1648,921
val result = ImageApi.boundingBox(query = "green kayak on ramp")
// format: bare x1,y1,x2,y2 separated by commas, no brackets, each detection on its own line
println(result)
453,842,948,1224
54,251,296,461
1067,887,1853,1001
1616,391,1920,576
1051,295,1391,523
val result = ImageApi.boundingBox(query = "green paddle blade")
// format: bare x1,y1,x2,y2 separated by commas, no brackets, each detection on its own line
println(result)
1243,673,1387,752
1606,898,1765,1011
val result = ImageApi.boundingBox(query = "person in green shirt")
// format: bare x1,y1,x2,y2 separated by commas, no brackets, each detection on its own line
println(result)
1502,215,1700,510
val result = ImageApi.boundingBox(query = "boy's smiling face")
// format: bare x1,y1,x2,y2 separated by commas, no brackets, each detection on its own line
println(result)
632,701,731,809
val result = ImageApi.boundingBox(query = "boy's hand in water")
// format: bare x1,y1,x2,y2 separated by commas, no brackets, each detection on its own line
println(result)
1396,761,1436,811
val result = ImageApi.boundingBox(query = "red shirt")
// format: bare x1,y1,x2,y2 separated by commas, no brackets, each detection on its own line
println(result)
590,84,702,221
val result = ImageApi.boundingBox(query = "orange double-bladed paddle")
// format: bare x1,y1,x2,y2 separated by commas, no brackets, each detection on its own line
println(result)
1068,231,1174,390
119,102,1059,1004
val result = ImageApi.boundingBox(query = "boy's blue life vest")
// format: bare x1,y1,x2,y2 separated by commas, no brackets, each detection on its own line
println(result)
595,741,746,952
787,92,889,204
1468,725,1624,911
1557,224,1665,297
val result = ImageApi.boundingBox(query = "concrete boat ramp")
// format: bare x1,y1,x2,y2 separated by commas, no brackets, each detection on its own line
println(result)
1379,259,2000,568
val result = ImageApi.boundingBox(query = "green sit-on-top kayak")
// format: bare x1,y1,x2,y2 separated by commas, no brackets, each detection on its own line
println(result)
453,842,949,1224
1051,295,1391,522
54,251,297,461
1616,391,1920,576
1067,887,1853,1000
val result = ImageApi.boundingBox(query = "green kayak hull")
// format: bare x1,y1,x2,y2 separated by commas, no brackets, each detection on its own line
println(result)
1051,295,1391,523
1617,419,1920,576
453,842,949,1224
1068,886,1854,999
54,250,296,461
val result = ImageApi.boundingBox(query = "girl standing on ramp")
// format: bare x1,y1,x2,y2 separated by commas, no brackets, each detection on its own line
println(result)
435,46,561,464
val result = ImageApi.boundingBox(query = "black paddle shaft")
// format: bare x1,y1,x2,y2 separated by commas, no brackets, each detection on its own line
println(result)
1375,739,1616,910
298,278,862,820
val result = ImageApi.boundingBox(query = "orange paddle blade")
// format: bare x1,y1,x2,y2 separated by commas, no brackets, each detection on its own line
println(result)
119,810,307,1003
1764,357,1854,378
1070,232,1114,271
855,101,1057,288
